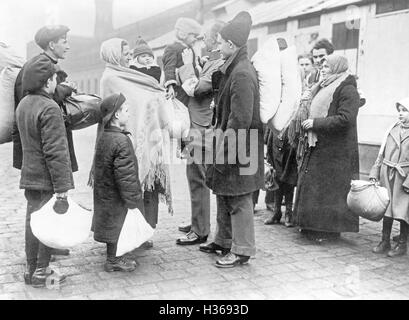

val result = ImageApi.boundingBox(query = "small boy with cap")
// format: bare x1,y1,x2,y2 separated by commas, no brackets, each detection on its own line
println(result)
92,93,145,272
130,37,162,83
16,57,74,288
162,17,202,106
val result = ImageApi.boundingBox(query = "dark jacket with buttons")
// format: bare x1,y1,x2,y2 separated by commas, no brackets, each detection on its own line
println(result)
13,52,78,172
205,45,264,196
92,126,144,243
16,91,74,193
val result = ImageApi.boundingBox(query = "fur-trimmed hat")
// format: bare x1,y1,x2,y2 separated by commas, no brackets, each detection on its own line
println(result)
133,37,154,58
220,11,252,47
34,25,70,50
175,17,202,36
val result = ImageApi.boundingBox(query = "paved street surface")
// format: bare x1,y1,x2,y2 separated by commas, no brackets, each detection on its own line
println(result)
1,127,409,300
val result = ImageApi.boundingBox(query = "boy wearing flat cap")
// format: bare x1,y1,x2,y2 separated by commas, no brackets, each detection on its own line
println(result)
16,58,74,288
92,93,145,272
162,17,202,106
13,25,78,179
200,12,264,268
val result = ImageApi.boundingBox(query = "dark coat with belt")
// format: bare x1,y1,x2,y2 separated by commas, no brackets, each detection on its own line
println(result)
15,91,74,193
92,126,144,243
294,75,360,233
13,52,78,172
205,46,264,196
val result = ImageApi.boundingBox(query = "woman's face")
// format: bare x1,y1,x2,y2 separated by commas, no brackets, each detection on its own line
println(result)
321,60,333,80
398,105,409,124
120,44,132,67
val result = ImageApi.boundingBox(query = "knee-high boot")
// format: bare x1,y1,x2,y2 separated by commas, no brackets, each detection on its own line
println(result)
373,217,393,254
388,221,408,257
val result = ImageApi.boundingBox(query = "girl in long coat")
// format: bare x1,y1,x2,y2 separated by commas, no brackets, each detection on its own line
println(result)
294,54,360,242
370,97,409,257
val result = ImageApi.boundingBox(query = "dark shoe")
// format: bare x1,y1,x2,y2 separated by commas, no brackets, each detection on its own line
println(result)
31,267,67,288
104,256,137,272
178,224,191,233
49,248,70,256
176,231,207,246
199,242,230,255
284,211,294,228
372,240,391,254
264,211,282,225
139,240,153,249
387,242,407,258
24,264,37,285
215,252,250,268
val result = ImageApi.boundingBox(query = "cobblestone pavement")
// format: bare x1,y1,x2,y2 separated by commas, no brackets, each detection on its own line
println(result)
1,127,409,300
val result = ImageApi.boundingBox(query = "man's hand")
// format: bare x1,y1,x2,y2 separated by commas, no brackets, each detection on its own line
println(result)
181,48,194,65
54,192,69,214
165,85,175,100
302,119,314,130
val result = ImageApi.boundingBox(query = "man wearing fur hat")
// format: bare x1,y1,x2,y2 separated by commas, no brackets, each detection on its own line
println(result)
200,12,264,267
12,25,77,257
162,17,202,106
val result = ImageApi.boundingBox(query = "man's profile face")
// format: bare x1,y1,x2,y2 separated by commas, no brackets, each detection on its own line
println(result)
217,34,234,59
312,48,328,67
50,36,70,59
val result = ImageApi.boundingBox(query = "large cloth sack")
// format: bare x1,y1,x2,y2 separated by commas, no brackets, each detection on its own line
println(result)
116,208,154,257
0,42,25,71
30,197,93,249
272,46,302,131
347,180,390,222
0,66,20,144
251,36,281,124
65,94,102,130
168,98,190,139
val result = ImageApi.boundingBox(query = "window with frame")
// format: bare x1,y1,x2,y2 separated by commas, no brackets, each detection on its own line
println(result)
376,0,409,14
267,21,287,34
332,20,360,50
298,15,320,29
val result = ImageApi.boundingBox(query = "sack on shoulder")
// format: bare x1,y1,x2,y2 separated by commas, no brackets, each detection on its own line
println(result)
347,180,390,222
65,94,102,130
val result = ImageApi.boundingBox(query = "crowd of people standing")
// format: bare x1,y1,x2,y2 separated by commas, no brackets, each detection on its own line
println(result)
11,10,409,289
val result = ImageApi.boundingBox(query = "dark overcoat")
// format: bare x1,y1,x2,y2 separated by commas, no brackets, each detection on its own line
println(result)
15,91,74,193
205,46,264,196
93,126,144,243
294,75,360,233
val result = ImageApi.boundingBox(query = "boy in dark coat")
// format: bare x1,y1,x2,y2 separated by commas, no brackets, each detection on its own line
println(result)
92,93,144,272
16,58,74,288
162,17,202,105
130,37,162,83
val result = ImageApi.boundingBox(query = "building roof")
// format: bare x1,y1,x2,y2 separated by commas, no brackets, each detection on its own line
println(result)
250,0,368,27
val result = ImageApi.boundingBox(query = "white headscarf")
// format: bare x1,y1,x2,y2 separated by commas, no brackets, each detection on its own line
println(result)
100,38,127,66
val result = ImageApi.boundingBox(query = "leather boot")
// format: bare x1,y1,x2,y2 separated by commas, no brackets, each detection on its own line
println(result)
24,263,37,285
373,217,392,254
388,221,408,257
31,267,67,288
284,205,294,228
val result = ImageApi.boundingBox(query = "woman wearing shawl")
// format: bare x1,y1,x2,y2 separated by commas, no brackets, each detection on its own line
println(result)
292,54,361,242
93,38,174,246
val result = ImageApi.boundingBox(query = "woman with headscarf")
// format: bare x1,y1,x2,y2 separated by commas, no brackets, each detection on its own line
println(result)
92,38,174,248
292,54,361,242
